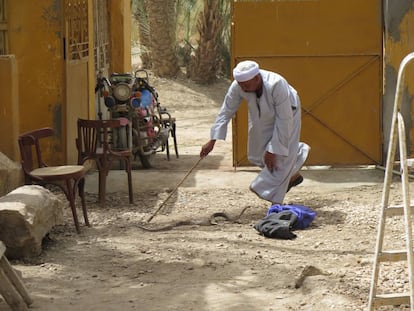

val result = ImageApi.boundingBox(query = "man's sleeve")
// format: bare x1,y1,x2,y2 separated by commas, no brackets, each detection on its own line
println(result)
210,82,243,140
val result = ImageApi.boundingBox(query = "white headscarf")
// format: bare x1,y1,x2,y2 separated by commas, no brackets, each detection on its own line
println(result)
233,60,260,82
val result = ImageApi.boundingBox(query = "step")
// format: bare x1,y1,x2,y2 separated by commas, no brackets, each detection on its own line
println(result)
378,250,409,262
386,205,414,217
373,292,410,307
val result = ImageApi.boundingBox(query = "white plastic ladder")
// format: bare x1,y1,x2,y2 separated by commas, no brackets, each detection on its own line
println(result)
368,52,414,310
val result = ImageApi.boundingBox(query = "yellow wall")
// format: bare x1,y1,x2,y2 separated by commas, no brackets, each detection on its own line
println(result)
0,0,131,165
109,0,132,73
7,0,64,164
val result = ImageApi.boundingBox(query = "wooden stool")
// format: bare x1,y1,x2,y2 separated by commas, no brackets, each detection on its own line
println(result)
0,242,32,311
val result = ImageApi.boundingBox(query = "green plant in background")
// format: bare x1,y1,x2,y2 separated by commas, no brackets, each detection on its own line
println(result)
132,0,151,68
144,0,180,77
175,0,200,67
219,0,231,78
132,0,230,81
187,0,228,84
176,0,200,43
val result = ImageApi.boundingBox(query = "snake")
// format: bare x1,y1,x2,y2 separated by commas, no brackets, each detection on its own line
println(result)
137,207,250,232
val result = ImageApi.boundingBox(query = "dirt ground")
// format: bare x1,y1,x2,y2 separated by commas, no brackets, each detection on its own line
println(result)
3,71,414,311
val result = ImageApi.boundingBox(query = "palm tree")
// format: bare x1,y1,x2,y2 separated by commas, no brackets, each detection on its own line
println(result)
133,0,151,68
175,0,200,67
132,0,230,80
145,0,179,77
187,0,227,84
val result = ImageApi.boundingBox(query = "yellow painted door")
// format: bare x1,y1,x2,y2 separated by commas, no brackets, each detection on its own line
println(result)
232,0,382,166
64,1,90,164
66,60,89,164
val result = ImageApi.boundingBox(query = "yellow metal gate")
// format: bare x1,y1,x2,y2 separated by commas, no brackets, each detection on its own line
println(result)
231,0,383,166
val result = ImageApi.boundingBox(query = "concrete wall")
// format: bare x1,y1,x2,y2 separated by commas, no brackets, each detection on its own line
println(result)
383,0,414,159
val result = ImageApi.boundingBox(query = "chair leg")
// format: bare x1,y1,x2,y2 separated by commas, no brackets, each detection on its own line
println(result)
65,179,81,234
78,177,90,227
0,268,29,311
98,168,108,206
165,134,171,161
172,122,179,158
126,159,134,204
0,255,33,307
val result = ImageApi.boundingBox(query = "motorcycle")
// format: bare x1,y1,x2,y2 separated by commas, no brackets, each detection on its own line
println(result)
95,70,171,168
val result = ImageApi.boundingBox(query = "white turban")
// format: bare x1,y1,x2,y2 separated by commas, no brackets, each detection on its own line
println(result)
233,61,260,82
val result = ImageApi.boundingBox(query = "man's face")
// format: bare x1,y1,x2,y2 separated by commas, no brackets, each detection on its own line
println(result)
237,75,260,92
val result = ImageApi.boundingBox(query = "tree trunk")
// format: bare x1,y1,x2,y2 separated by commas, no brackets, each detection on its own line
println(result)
145,0,179,77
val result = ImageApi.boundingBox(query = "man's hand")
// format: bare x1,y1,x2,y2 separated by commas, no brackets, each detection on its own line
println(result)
264,151,277,172
200,140,216,157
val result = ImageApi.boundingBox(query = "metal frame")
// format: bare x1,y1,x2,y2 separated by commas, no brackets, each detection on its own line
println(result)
368,52,414,310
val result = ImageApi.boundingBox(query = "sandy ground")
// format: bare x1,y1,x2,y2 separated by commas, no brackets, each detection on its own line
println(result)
2,72,413,311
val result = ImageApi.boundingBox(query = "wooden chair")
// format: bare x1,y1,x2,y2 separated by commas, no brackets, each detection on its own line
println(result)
76,118,134,205
157,104,179,161
18,128,89,234
0,241,33,311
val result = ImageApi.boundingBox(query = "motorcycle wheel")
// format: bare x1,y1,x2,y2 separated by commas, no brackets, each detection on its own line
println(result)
138,150,155,169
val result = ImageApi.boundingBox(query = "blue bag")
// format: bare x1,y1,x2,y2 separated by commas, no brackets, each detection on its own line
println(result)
267,204,316,230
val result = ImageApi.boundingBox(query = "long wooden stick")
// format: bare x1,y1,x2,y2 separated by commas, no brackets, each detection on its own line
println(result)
146,157,203,223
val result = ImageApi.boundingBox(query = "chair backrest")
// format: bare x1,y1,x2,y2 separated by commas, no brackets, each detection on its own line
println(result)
18,127,54,182
76,118,122,165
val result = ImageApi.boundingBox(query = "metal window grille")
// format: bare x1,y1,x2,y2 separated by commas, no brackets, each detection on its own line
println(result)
65,0,89,60
0,0,8,55
93,0,110,72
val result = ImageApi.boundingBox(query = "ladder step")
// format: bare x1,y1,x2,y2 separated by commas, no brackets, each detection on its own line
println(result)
373,293,410,307
406,158,414,167
378,250,408,262
386,205,414,216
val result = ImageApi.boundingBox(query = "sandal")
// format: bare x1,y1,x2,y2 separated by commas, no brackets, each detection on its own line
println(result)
287,175,304,193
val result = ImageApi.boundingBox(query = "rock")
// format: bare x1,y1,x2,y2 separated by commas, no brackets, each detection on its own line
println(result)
295,265,326,289
0,185,65,259
0,152,24,197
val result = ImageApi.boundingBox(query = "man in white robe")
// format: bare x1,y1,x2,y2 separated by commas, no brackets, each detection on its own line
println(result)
200,60,310,204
